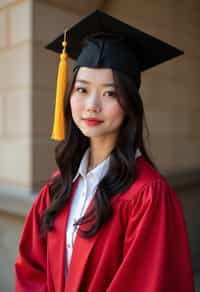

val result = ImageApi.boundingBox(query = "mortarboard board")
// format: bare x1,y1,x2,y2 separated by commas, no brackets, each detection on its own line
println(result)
45,9,184,141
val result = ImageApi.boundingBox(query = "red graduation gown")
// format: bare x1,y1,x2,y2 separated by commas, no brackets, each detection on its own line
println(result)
14,157,195,292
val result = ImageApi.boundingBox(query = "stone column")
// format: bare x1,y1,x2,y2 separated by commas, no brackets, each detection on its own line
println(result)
0,0,32,191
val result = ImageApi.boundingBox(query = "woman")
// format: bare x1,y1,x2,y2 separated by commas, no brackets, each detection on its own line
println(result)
15,10,194,292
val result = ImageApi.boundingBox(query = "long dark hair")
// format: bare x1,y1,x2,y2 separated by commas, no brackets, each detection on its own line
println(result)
39,68,153,239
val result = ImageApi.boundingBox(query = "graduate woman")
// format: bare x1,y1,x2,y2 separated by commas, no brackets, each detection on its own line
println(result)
15,10,194,292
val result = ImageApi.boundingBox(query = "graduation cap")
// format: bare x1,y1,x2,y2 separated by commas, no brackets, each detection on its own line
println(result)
46,9,183,141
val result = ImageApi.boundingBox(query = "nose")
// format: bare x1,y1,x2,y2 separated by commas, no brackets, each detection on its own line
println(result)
86,93,101,113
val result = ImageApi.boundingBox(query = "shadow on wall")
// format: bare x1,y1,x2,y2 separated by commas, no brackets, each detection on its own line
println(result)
176,185,200,292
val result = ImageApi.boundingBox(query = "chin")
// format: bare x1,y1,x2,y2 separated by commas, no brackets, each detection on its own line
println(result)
81,132,102,138
80,128,106,138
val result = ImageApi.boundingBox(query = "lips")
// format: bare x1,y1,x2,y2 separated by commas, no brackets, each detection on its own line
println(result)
82,118,103,126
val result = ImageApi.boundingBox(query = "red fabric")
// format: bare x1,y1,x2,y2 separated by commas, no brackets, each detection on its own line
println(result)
15,157,195,292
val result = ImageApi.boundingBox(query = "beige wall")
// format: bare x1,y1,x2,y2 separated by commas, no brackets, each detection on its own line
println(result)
0,0,80,191
0,211,24,292
32,1,81,189
0,0,32,191
104,0,200,176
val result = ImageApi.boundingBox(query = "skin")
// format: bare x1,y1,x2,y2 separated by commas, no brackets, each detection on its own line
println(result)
70,67,125,171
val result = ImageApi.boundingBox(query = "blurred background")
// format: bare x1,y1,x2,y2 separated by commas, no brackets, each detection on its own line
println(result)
0,0,199,291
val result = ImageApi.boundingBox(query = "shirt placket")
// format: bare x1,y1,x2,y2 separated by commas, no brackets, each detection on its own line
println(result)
71,175,88,247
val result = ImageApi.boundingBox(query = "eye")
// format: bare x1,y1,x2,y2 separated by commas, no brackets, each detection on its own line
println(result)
75,87,87,94
104,90,117,97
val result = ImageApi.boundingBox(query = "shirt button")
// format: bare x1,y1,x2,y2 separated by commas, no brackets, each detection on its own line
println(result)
67,243,71,249
73,218,76,224
82,191,86,197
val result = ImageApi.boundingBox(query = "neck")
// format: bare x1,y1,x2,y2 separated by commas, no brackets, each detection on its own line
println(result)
87,137,116,171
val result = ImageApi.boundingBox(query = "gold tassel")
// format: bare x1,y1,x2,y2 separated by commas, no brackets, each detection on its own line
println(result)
51,31,68,141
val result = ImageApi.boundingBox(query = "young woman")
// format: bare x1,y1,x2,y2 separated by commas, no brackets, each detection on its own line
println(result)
15,10,194,292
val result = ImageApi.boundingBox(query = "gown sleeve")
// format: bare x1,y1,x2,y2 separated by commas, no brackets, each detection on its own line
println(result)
107,179,195,292
14,183,50,292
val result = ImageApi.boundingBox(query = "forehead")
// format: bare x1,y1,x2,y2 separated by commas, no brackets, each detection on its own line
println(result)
75,67,114,84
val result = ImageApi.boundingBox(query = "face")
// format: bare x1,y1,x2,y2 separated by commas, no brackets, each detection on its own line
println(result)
70,67,125,144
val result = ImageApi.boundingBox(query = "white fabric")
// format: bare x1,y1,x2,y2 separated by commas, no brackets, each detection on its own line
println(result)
66,148,110,271
65,148,141,272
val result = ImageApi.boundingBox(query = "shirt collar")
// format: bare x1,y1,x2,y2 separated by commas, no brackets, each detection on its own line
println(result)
72,149,89,182
135,148,141,159
73,147,142,183
72,148,110,183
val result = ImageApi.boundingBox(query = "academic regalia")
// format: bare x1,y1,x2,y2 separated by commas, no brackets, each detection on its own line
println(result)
15,156,194,292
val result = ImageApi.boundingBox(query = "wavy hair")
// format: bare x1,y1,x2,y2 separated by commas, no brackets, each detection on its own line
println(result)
39,68,153,239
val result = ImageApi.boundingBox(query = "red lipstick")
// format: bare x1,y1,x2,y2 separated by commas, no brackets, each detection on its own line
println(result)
83,118,103,126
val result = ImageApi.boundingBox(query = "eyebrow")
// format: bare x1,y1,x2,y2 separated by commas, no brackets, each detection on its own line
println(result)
76,79,117,87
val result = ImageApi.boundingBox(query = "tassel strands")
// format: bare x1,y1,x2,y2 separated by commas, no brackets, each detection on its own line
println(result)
51,31,68,141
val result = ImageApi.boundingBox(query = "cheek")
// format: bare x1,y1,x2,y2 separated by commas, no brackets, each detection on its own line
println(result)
105,102,125,123
70,96,83,117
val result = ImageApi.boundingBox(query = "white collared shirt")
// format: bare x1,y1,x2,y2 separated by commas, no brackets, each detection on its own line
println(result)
65,148,110,271
65,148,141,273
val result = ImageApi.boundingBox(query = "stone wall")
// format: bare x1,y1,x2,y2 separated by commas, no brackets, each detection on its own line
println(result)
104,0,200,176
0,0,80,191
0,211,28,292
0,0,32,191
31,1,80,189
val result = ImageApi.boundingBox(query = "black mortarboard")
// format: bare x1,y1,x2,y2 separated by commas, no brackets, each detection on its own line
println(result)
46,10,183,141
46,9,183,76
